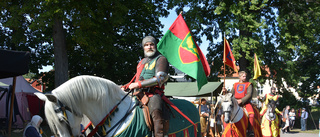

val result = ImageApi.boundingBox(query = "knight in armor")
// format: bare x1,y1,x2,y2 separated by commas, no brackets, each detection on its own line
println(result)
258,87,282,117
230,71,255,136
123,36,170,137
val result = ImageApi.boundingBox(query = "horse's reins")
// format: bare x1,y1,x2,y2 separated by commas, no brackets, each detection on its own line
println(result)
106,99,138,136
230,106,241,122
266,103,276,121
84,89,134,137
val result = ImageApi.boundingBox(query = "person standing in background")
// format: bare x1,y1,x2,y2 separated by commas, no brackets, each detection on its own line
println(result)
23,115,43,137
199,98,210,137
289,108,296,130
301,108,308,131
282,105,290,133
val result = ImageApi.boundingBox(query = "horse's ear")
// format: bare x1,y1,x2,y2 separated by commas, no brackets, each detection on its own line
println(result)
226,93,233,98
268,99,271,103
230,93,234,98
34,92,47,101
46,94,58,103
34,92,58,103
276,100,280,106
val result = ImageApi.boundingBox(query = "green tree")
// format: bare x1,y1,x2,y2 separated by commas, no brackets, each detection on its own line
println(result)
167,0,320,99
0,0,169,91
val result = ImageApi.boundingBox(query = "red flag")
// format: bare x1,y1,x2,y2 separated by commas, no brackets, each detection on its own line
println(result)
223,38,238,72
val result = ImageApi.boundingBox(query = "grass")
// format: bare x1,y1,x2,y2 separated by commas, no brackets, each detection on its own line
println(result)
289,128,319,134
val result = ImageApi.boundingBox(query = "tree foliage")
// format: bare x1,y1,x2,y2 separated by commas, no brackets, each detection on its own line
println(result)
0,0,319,98
0,0,169,91
168,0,320,98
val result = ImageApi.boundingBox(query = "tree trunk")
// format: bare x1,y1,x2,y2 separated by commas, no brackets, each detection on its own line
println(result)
238,50,251,81
239,29,252,81
53,15,68,87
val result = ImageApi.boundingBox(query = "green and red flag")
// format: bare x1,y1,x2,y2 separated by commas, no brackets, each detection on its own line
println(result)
157,14,210,91
223,37,238,72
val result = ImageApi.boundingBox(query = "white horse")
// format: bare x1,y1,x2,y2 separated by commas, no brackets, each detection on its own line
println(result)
218,93,245,124
261,99,280,137
218,93,262,137
35,75,200,137
218,93,249,137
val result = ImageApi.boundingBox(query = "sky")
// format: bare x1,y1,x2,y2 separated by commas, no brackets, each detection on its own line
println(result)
159,11,209,56
39,11,210,73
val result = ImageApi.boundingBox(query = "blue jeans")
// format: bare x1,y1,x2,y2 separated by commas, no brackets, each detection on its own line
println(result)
301,119,306,131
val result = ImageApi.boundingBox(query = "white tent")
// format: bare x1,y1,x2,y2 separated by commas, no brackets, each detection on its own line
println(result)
0,76,44,128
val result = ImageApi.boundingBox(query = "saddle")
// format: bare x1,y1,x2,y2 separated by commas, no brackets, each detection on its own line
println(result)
133,91,153,130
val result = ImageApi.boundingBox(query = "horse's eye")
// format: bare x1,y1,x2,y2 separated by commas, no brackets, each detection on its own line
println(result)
55,107,63,113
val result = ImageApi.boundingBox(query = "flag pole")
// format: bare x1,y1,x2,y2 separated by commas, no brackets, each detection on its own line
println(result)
223,36,226,89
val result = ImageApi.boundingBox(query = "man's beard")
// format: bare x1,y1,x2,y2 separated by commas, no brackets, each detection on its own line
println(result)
144,49,156,57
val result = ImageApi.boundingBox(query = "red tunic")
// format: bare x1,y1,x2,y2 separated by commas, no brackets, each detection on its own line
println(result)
233,82,254,115
233,82,251,99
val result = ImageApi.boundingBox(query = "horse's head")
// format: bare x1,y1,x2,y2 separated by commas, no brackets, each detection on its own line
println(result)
266,99,278,120
35,92,83,137
218,93,237,123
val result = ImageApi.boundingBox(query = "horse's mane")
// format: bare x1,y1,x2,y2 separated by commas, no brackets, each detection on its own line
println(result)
52,75,126,116
44,75,126,135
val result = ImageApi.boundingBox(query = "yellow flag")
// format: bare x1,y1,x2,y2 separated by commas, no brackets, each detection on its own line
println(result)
253,53,261,80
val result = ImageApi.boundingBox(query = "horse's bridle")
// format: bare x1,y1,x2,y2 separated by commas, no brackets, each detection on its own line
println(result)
266,102,276,121
53,100,80,137
222,102,233,120
222,99,241,123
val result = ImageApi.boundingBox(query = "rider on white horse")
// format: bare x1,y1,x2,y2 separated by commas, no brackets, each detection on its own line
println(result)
258,87,282,117
231,71,256,136
122,36,170,137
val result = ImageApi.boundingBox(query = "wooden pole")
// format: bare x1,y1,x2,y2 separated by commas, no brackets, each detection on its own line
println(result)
223,36,226,89
199,98,202,116
307,108,318,130
8,76,17,137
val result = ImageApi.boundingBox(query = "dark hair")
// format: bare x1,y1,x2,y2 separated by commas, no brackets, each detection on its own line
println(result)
201,98,206,102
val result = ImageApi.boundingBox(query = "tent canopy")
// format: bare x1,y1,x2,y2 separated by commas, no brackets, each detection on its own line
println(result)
0,76,43,128
164,82,223,97
0,49,30,79
0,76,41,94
